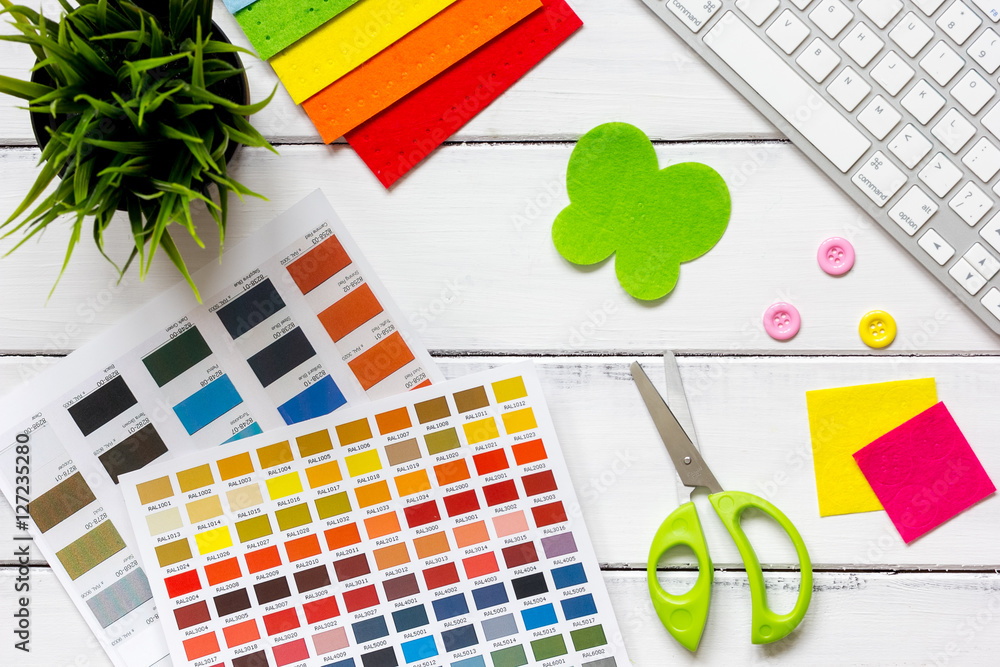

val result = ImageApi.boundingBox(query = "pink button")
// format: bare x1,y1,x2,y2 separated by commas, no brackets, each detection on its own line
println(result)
818,237,855,276
763,302,801,341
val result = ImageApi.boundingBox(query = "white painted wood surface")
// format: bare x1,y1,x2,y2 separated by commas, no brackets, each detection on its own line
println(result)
1,0,999,664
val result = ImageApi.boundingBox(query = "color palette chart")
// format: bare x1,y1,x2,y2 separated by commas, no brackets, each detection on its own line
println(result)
122,363,628,667
226,0,582,187
0,191,439,667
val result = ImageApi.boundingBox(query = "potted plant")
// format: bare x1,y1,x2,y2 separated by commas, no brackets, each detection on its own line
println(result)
0,0,276,299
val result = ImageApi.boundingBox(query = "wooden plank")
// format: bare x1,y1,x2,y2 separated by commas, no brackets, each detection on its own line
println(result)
0,143,997,353
0,567,997,665
1,356,998,567
0,0,777,145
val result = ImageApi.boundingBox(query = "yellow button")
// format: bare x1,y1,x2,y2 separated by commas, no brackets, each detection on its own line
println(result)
859,310,896,348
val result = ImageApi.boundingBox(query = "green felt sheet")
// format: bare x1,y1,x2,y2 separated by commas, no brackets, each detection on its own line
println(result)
236,0,362,61
552,123,731,301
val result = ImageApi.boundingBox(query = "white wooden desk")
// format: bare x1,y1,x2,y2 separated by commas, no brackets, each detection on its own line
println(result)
1,1,999,664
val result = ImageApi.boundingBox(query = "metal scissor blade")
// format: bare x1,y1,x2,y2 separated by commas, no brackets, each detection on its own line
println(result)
631,361,724,495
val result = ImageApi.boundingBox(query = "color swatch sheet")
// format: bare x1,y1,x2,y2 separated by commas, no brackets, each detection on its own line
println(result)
121,363,628,667
0,190,440,667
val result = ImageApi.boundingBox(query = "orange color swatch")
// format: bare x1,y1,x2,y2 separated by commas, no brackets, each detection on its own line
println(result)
303,0,542,142
348,332,415,390
318,284,384,342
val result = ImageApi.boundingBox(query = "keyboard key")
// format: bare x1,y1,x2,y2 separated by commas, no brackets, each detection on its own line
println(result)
981,288,1000,321
963,137,1000,181
841,23,885,67
889,13,935,57
859,95,902,138
889,124,934,167
664,0,722,32
968,29,1000,73
948,181,993,225
797,38,842,82
920,41,965,85
919,152,963,196
737,0,781,25
951,70,996,114
901,79,946,124
949,257,987,294
980,212,1000,253
810,0,854,38
766,10,812,54
852,151,907,206
791,0,814,9
964,242,1000,278
872,51,914,95
859,0,903,29
932,108,976,152
828,67,873,110
970,0,1000,22
919,228,956,264
706,13,871,172
937,1,982,46
889,185,938,234
914,0,949,15
982,101,1000,140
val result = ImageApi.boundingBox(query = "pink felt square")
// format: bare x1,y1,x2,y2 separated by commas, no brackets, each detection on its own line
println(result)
853,402,995,543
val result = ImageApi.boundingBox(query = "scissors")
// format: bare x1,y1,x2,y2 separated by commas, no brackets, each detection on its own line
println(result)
631,354,812,651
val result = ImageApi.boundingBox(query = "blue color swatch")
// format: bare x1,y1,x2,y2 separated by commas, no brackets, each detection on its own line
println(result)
472,582,508,610
561,593,598,620
352,615,389,643
441,624,478,652
401,635,438,663
278,374,347,425
432,593,469,621
173,374,242,435
521,603,558,631
552,562,588,589
392,604,429,632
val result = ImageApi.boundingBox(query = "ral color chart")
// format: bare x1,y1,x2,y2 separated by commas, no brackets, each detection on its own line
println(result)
121,363,628,667
0,191,439,667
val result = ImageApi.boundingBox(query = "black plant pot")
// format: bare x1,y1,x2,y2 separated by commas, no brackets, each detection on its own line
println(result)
28,20,250,208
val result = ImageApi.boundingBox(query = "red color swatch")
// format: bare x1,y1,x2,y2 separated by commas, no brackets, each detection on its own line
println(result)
263,608,301,636
483,480,519,506
286,234,352,295
303,596,340,624
343,583,380,612
473,449,509,476
444,489,480,517
404,500,442,528
165,570,201,598
463,552,500,579
532,501,567,527
502,541,539,568
345,0,583,188
424,562,460,589
523,470,558,496
273,638,310,666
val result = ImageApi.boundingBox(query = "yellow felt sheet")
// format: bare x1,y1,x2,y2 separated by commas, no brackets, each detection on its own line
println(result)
271,0,460,103
805,378,938,517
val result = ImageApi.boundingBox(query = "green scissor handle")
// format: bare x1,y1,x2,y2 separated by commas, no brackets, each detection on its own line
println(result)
647,491,813,651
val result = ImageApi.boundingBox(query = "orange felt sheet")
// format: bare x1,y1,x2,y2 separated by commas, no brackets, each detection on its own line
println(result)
302,0,542,143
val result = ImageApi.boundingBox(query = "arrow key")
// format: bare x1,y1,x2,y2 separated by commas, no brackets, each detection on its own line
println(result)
979,211,1000,253
949,257,988,295
889,124,933,168
964,242,1000,278
918,228,956,264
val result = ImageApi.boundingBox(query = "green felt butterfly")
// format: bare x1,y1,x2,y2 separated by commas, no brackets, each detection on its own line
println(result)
552,123,731,300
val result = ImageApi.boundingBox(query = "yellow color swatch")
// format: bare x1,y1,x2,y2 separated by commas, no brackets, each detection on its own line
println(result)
195,526,233,555
266,472,304,500
186,495,224,523
806,378,937,516
302,0,541,142
346,450,382,477
492,376,527,403
463,417,499,444
501,407,537,434
306,460,343,489
271,0,460,103
394,469,431,496
227,483,264,512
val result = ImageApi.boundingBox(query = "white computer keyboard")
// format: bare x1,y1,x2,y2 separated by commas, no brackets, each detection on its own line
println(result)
641,0,1000,336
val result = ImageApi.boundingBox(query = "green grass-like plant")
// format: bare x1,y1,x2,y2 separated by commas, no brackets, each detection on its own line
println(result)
0,0,277,299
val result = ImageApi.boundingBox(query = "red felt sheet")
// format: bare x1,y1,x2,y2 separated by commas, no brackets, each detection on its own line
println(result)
345,0,583,188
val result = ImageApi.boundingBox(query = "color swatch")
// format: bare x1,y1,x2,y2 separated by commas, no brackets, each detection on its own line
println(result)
122,363,627,667
0,191,439,667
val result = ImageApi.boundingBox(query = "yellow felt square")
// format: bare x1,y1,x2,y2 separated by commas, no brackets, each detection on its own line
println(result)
270,0,459,103
806,378,937,517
